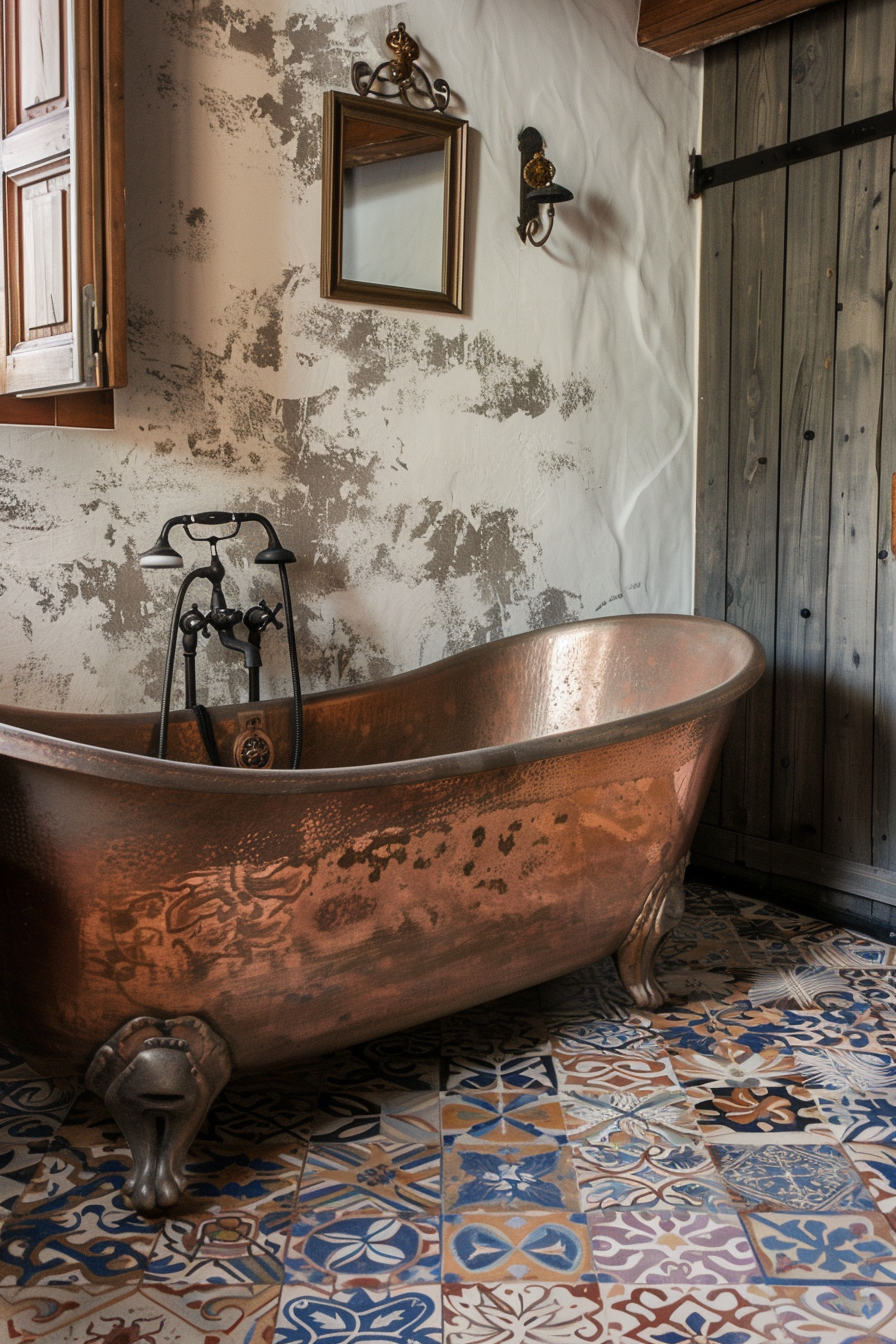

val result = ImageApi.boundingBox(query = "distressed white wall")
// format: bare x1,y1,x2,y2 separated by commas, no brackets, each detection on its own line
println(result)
0,0,701,714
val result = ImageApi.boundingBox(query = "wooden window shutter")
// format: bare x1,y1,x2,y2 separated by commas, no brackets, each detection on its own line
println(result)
0,0,125,408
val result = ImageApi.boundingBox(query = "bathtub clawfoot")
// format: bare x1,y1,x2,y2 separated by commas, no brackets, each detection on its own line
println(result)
86,1015,231,1215
614,856,687,1010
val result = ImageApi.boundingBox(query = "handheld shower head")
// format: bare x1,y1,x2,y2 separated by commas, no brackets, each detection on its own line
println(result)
139,538,184,568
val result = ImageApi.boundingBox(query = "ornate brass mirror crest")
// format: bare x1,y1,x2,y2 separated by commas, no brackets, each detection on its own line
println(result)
351,22,451,113
321,24,467,314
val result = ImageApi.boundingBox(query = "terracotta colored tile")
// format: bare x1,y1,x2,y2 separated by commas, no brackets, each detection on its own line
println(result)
443,1141,579,1213
145,1193,293,1286
440,1090,566,1146
443,1281,603,1341
297,1140,441,1215
443,1210,594,1282
846,1143,896,1224
742,1210,896,1282
689,1084,827,1138
600,1282,784,1342
587,1207,761,1284
276,1283,441,1343
767,1282,896,1342
669,1040,800,1090
554,1051,678,1090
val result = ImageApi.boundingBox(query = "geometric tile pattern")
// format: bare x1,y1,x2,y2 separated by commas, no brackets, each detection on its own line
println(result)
2,882,896,1338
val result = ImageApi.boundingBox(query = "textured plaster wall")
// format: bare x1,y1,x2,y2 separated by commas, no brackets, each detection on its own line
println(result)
0,0,701,714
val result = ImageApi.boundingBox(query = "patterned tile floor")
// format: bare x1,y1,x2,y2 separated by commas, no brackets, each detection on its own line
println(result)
2,882,896,1341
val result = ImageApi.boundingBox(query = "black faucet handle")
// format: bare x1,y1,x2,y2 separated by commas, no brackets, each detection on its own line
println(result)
244,599,284,635
207,606,244,634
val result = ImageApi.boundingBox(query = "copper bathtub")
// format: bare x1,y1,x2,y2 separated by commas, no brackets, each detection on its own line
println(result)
0,613,763,1209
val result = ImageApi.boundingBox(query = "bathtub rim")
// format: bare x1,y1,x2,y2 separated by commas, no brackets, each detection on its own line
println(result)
0,613,764,794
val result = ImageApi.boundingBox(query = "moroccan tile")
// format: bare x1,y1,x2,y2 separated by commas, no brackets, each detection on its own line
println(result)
0,1045,40,1082
311,1090,440,1145
656,920,754,971
297,1140,440,1215
443,1211,595,1282
553,1051,679,1092
46,1092,123,1150
440,1005,550,1057
792,1046,896,1095
587,1207,761,1284
0,1080,79,1148
543,1014,665,1054
443,1281,603,1341
810,1093,896,1143
668,1041,800,1090
199,1075,318,1149
600,1282,784,1343
650,969,740,1003
275,1284,442,1343
284,1213,439,1287
0,1148,42,1219
320,1037,440,1095
570,1139,734,1212
444,1142,579,1213
176,1140,306,1211
789,930,896,968
709,1142,876,1213
440,1090,566,1146
839,969,896,1008
0,1282,283,1343
768,1282,896,1343
0,1200,160,1287
646,1004,785,1054
688,1084,827,1137
441,1054,557,1093
560,1089,702,1148
753,1006,895,1052
11,1143,135,1218
845,1143,896,1223
144,1191,293,1286
743,1211,896,1283
0,1284,135,1341
732,966,858,1011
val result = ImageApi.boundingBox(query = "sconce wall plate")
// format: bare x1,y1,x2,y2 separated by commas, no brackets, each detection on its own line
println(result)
518,126,574,249
352,22,452,113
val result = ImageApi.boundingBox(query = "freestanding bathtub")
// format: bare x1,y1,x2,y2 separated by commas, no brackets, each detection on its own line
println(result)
0,614,763,1211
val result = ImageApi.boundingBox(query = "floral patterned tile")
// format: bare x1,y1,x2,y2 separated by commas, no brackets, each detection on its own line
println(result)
297,1140,441,1216
442,1211,595,1282
688,1084,827,1138
554,1050,679,1091
753,1006,895,1052
570,1139,734,1213
560,1089,702,1148
645,1004,785,1054
587,1208,761,1284
789,930,896,969
743,1211,896,1283
440,1090,566,1146
543,1016,666,1055
443,1142,579,1213
285,1213,440,1287
709,1142,876,1213
0,1080,79,1149
846,1143,896,1224
810,1093,896,1143
311,1089,440,1145
668,1041,800,1091
0,1285,135,1342
275,1284,442,1343
839,969,896,1008
440,1054,557,1093
443,1281,603,1341
199,1074,318,1150
652,969,741,1003
767,1282,896,1342
731,966,859,1011
144,1192,294,1286
791,1047,896,1095
600,1282,785,1343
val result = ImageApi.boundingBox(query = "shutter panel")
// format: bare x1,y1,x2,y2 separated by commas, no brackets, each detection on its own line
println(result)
0,0,125,399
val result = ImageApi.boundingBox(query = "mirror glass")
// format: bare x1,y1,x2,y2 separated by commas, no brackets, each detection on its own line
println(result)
322,93,467,315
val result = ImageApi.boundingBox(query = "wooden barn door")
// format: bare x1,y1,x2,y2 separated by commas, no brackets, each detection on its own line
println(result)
693,0,896,928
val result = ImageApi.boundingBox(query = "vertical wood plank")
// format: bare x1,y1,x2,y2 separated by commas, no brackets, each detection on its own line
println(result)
873,126,896,869
823,0,896,862
772,3,844,848
19,0,62,112
695,40,738,828
721,20,790,839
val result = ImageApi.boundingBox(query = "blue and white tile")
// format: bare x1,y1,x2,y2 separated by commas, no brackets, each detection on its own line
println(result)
285,1214,440,1287
275,1284,442,1343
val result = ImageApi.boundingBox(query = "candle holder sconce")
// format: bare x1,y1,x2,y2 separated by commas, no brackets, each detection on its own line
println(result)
517,126,574,248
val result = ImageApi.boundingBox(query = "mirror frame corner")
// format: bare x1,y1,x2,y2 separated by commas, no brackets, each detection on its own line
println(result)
321,90,468,316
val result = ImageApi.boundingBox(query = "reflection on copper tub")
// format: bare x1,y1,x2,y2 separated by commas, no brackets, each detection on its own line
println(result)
0,614,763,1211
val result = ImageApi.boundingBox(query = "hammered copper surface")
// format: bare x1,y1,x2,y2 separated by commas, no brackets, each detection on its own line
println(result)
0,615,763,1076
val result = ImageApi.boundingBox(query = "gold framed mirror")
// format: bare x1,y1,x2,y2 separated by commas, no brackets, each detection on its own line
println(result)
320,92,467,315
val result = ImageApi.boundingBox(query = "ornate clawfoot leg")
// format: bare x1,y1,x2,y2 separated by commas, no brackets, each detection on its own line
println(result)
86,1016,231,1214
614,855,687,1010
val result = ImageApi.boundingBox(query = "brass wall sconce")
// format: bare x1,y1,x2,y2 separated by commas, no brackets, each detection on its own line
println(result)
517,127,574,248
